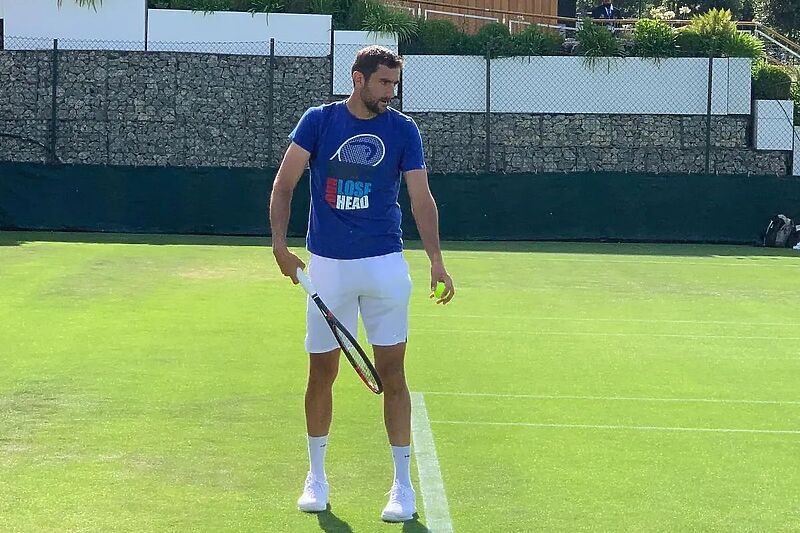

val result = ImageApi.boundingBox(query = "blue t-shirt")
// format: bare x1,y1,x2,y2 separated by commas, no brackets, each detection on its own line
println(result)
288,101,426,260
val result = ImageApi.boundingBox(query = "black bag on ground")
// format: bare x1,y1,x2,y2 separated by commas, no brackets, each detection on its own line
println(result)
763,214,800,247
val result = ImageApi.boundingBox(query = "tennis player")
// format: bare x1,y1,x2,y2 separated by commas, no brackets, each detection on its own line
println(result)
270,45,455,522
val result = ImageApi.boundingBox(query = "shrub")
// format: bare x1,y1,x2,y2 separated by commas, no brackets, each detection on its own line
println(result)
720,30,764,58
752,61,793,100
792,77,800,124
474,22,514,57
576,18,623,63
510,25,564,56
676,8,763,58
361,0,418,43
632,19,676,58
401,19,462,55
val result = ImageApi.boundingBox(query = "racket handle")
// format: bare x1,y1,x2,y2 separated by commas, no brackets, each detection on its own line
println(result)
296,267,316,296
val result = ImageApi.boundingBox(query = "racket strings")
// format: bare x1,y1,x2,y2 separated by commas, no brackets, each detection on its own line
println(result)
333,325,380,391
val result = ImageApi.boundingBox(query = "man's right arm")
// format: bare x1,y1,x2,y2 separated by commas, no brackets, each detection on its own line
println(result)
270,142,311,284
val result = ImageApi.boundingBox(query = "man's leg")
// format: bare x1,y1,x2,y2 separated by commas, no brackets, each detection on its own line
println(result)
298,349,339,513
358,251,414,521
306,349,340,438
374,342,416,522
374,343,410,447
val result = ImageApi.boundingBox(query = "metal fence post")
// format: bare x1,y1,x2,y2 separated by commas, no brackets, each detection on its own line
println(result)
485,44,491,174
705,49,714,174
268,38,275,168
329,28,335,100
50,38,59,165
398,69,403,113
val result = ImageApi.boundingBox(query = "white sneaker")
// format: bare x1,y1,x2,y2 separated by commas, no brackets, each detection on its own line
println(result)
381,483,416,522
297,472,329,512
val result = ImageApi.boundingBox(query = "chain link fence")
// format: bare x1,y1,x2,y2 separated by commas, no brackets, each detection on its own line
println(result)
0,36,795,175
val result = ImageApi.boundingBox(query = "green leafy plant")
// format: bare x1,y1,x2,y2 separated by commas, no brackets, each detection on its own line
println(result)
792,76,800,124
474,22,514,57
401,19,462,55
752,61,793,100
361,0,418,43
510,25,564,56
146,0,285,14
632,19,676,58
675,8,763,58
720,30,764,58
576,18,623,68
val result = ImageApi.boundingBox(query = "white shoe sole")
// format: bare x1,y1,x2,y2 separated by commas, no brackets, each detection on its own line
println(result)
298,502,328,513
381,511,415,522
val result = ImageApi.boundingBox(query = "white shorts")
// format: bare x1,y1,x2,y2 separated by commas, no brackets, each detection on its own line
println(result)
305,252,412,354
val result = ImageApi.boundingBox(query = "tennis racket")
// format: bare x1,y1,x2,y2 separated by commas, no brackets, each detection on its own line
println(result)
296,268,383,395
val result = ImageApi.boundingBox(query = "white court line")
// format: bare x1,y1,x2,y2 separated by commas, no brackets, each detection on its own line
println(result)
411,392,454,533
412,314,800,327
432,420,800,435
414,328,800,341
420,391,800,406
445,255,800,268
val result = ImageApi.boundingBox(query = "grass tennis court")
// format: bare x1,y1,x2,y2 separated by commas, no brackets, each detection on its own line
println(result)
1,231,799,532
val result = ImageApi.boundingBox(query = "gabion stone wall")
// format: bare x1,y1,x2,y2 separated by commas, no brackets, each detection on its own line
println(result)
0,50,789,176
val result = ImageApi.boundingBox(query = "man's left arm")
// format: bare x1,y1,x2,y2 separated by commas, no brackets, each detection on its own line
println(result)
404,169,454,304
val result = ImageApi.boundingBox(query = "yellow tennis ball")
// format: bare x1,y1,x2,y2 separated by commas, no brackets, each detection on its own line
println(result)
433,281,446,298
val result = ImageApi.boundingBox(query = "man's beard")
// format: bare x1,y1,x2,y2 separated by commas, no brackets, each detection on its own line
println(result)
363,94,387,114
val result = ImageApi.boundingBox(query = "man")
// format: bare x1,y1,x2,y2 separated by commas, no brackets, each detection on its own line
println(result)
591,0,623,19
269,45,455,523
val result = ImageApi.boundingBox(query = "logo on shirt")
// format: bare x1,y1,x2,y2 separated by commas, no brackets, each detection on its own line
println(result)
326,134,384,210
330,134,385,167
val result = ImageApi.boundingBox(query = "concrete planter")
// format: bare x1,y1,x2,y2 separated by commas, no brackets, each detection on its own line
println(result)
403,56,752,115
794,126,800,176
753,100,795,151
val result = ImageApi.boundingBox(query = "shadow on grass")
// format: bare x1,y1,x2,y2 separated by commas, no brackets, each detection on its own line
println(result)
401,514,431,532
315,507,354,533
311,508,430,532
1,230,799,259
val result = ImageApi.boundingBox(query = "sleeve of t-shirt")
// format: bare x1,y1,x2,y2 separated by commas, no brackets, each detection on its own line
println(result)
288,106,321,156
400,118,426,173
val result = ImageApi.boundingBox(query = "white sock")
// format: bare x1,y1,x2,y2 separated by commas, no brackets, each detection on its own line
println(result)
308,435,328,481
391,445,412,488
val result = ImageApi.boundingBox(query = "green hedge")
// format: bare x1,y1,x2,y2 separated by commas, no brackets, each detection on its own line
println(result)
752,61,793,100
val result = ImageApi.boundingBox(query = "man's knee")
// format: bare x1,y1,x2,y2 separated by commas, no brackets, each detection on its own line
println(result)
308,350,339,388
375,350,407,394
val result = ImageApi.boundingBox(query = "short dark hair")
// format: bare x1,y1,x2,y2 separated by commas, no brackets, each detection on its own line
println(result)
351,46,403,81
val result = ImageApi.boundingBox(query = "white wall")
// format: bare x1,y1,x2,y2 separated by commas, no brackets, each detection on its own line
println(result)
148,9,269,54
4,0,146,50
403,56,751,115
268,13,329,56
147,10,330,56
401,55,486,112
794,127,800,176
726,57,752,114
332,31,398,95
